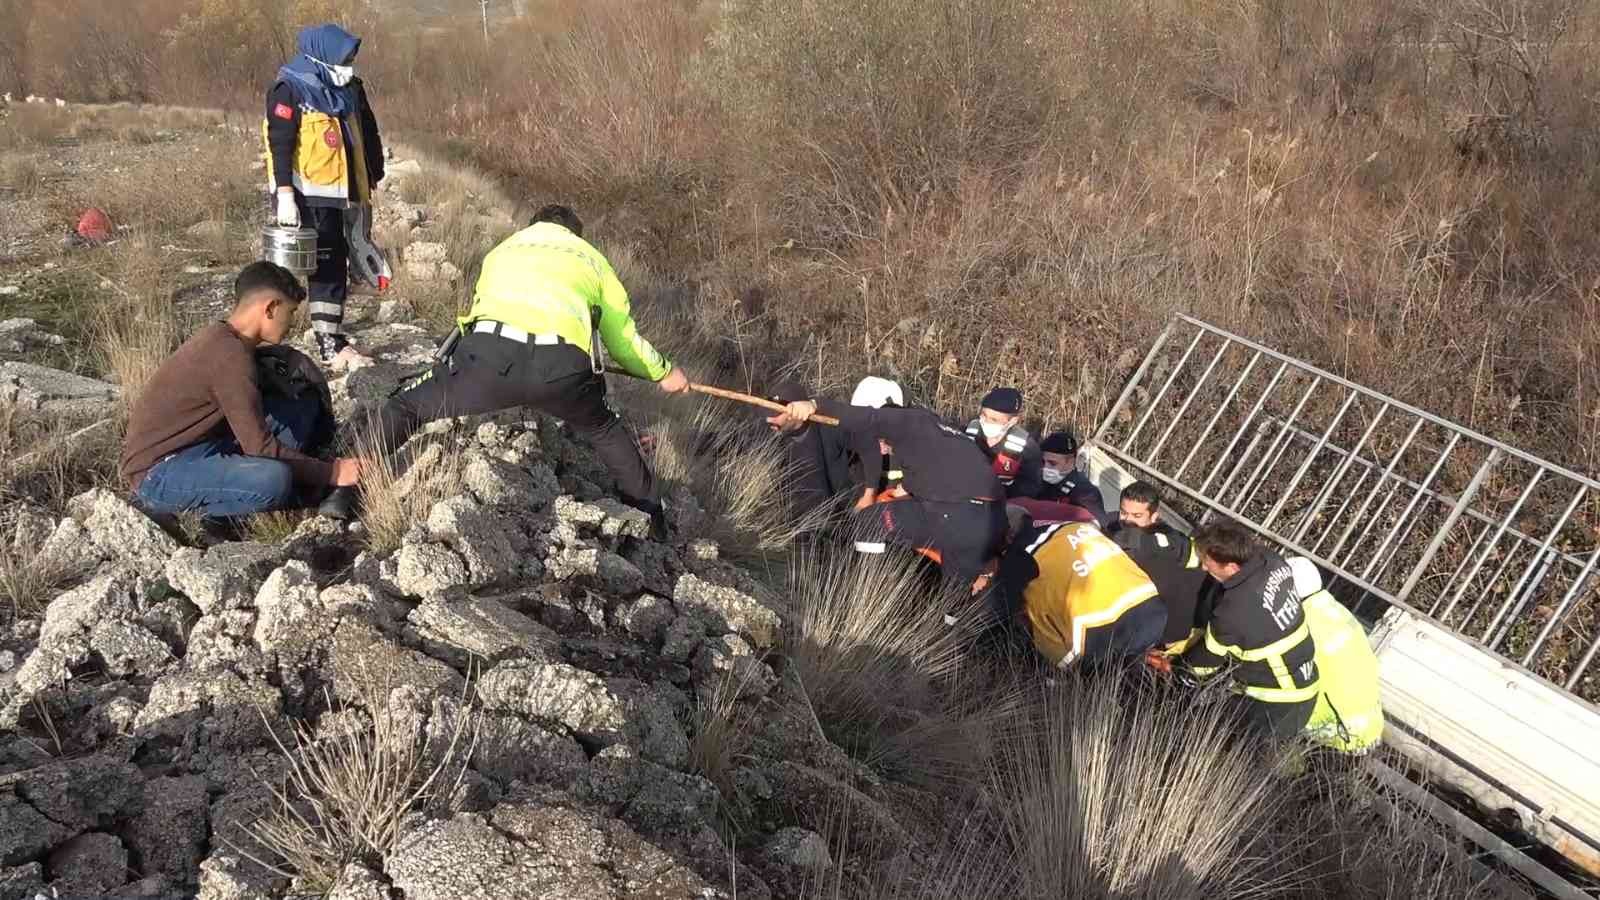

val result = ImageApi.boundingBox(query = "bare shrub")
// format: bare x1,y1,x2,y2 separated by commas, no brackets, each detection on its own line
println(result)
355,432,464,554
236,685,476,893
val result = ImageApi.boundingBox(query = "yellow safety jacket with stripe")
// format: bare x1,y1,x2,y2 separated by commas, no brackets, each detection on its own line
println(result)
261,108,374,206
1301,588,1384,753
1007,522,1161,668
462,222,672,381
1186,552,1320,704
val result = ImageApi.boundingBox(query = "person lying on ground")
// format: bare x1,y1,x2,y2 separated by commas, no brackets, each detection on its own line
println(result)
986,508,1167,670
119,261,362,520
965,387,1044,499
365,204,689,537
1107,480,1216,654
769,393,1005,594
1287,556,1383,755
1036,428,1112,525
765,380,855,520
1186,521,1321,739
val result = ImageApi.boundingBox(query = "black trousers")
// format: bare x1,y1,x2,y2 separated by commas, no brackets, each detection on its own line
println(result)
372,334,657,507
850,496,1006,585
304,203,349,343
1242,694,1317,740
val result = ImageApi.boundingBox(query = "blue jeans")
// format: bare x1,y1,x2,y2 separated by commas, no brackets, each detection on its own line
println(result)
135,393,323,518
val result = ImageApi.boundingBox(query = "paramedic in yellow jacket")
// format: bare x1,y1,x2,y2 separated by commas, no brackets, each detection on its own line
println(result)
993,516,1168,669
367,206,689,536
1287,556,1384,754
263,23,385,369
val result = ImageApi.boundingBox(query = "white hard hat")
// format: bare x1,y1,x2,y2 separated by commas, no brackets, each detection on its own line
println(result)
1286,556,1323,599
851,376,904,408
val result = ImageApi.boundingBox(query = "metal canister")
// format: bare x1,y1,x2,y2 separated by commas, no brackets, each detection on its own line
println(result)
260,224,319,277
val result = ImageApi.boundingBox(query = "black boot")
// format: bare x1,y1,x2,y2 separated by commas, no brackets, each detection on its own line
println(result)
317,486,360,521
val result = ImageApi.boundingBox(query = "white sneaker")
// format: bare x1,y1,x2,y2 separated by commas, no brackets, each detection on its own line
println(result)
330,345,375,372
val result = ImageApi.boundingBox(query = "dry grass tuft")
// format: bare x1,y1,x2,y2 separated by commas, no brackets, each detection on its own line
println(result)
0,543,70,626
236,685,476,893
246,509,311,546
0,401,120,519
991,674,1294,899
0,152,43,196
685,668,759,831
355,432,465,554
786,545,1015,790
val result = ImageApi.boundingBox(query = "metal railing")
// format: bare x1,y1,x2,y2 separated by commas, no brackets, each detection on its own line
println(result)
1094,315,1600,703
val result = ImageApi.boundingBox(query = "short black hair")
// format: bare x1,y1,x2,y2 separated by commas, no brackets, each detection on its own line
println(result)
235,261,305,306
530,204,583,237
1120,480,1163,511
1193,521,1259,567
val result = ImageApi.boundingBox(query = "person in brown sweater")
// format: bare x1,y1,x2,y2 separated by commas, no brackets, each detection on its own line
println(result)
121,262,362,518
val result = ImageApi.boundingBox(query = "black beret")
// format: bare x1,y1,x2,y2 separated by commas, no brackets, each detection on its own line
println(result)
1041,430,1079,455
980,387,1022,415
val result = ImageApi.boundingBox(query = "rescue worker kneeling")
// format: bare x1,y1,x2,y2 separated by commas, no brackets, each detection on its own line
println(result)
770,395,1005,593
1287,556,1384,754
992,514,1167,670
1187,522,1321,738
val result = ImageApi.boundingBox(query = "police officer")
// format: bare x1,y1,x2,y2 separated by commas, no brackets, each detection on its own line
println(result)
263,23,385,369
366,205,689,532
1108,481,1214,653
772,395,1005,590
1037,429,1111,525
1187,522,1321,738
966,387,1043,499
992,516,1167,670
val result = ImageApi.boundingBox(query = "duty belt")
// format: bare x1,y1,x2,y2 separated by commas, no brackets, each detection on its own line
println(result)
472,320,567,345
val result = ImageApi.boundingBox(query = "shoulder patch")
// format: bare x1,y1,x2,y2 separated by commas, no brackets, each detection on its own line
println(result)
273,103,295,121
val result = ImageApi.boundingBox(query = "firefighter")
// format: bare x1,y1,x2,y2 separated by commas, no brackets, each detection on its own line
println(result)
1037,429,1111,525
992,516,1167,669
850,376,907,492
1108,481,1214,653
1186,522,1321,738
362,205,689,534
965,387,1044,499
263,23,386,369
771,395,1005,592
1287,557,1384,754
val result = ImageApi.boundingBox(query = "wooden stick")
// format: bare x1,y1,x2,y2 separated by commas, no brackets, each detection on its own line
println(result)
687,382,841,426
603,366,840,426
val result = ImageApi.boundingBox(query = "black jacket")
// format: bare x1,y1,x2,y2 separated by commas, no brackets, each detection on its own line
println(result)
1038,470,1111,526
1110,522,1215,646
777,421,855,516
1185,550,1319,702
966,420,1044,499
817,399,1002,503
265,77,385,205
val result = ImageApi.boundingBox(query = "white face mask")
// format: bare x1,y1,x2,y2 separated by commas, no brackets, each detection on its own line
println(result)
316,58,355,86
1041,467,1066,485
979,420,1009,441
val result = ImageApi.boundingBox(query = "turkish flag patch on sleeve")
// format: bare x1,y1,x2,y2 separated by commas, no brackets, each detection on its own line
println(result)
272,103,294,121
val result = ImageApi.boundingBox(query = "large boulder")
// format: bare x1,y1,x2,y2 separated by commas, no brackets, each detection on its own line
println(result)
0,795,72,866
0,362,119,416
31,517,104,579
406,596,558,668
165,542,280,613
133,669,283,756
66,489,178,572
45,832,128,897
672,575,780,647
462,451,560,511
123,775,208,887
469,712,588,789
250,561,323,658
425,496,519,587
10,753,142,835
476,661,688,767
394,541,468,600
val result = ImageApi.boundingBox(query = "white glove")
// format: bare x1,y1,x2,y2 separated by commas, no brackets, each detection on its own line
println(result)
275,191,300,228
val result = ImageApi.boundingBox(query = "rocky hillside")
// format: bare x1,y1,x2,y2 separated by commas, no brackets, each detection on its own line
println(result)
0,137,875,898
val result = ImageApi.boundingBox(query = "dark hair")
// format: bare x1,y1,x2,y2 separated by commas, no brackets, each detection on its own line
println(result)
1193,521,1258,567
530,204,583,237
235,261,305,305
1120,480,1163,512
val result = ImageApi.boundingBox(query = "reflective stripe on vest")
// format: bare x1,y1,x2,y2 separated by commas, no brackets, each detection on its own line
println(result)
1203,619,1319,703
